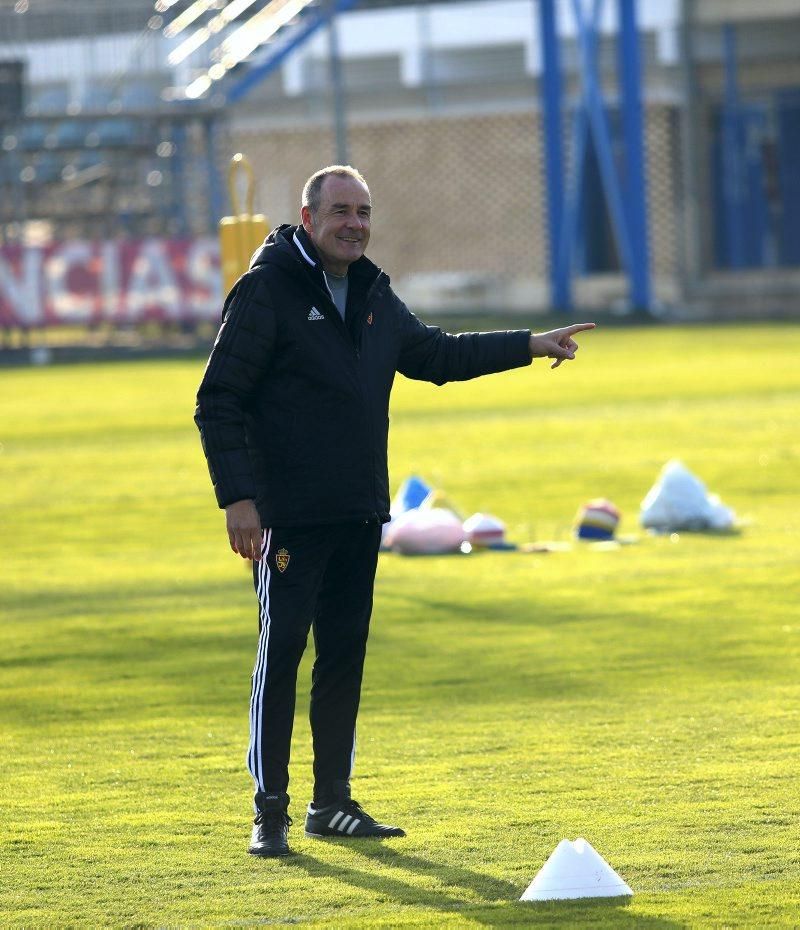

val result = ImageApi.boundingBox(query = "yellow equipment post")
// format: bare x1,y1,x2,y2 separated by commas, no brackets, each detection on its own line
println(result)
218,153,269,295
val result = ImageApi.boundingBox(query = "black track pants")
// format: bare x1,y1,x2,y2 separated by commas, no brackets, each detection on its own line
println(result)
247,521,382,800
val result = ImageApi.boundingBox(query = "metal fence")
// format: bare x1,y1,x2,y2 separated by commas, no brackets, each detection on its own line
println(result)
1,0,799,341
682,11,800,277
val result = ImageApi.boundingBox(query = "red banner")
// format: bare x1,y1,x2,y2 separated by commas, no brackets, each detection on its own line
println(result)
0,238,222,327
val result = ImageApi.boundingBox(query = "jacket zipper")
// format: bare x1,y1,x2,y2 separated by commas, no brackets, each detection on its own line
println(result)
311,278,357,356
315,266,387,521
357,271,386,520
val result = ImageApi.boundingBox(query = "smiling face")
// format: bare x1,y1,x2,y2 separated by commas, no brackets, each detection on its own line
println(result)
301,173,371,276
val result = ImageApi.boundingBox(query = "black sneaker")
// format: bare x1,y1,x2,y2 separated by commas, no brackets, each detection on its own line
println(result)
305,798,405,839
248,791,292,857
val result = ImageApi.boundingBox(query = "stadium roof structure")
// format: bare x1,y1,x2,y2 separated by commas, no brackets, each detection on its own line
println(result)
154,0,503,102
0,0,516,104
0,0,497,42
0,0,157,41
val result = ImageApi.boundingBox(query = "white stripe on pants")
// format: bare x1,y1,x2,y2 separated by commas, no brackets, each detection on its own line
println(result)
247,528,272,792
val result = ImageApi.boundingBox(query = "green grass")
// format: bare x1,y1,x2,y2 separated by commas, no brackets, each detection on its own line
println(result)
2,323,800,928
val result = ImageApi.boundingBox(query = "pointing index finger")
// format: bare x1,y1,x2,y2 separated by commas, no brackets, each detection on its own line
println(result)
564,322,597,335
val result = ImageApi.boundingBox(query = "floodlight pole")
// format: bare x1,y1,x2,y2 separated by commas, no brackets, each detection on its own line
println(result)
538,0,570,310
204,116,225,233
170,120,189,236
326,0,350,165
617,0,651,310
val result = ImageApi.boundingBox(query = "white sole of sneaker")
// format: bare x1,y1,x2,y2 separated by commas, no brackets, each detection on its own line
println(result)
304,829,404,840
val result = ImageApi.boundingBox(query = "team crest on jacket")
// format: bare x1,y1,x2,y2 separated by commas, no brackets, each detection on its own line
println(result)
367,312,373,325
275,548,290,572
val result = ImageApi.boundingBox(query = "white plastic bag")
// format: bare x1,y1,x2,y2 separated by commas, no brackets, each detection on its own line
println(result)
640,460,736,532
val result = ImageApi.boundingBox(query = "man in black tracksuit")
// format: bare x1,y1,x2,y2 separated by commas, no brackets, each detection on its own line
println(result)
195,165,594,857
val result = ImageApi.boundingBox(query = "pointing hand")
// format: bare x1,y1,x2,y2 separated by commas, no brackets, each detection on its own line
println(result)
529,322,597,369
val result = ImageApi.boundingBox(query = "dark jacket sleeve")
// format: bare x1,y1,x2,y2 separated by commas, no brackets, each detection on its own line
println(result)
395,301,532,385
194,273,276,508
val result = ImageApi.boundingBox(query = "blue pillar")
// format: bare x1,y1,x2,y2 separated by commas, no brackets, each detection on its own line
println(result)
617,0,651,309
575,0,635,279
721,23,745,269
538,0,570,310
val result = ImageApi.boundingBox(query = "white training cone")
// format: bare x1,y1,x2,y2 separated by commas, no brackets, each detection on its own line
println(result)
520,838,633,901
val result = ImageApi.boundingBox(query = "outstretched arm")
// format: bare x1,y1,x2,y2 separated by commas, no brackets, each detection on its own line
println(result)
396,297,596,384
529,322,596,369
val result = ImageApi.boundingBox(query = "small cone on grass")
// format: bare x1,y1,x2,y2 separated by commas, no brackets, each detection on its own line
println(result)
520,838,633,902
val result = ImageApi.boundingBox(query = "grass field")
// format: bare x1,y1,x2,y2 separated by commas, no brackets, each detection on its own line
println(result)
2,323,800,928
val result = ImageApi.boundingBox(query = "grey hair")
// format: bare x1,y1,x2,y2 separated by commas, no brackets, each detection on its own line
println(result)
302,165,369,216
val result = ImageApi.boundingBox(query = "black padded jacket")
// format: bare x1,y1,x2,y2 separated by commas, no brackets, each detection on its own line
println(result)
194,224,533,527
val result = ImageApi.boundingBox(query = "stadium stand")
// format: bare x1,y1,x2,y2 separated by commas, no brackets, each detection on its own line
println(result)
0,0,798,338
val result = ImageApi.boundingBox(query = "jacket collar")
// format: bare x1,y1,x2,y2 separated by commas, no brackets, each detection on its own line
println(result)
251,224,387,292
292,226,321,269
290,224,383,286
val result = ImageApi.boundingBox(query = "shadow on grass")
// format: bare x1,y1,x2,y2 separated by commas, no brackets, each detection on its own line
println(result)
282,844,682,928
4,570,777,716
3,576,249,624
345,841,520,900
